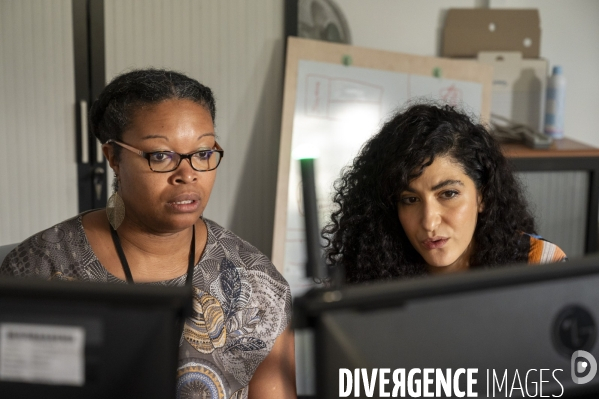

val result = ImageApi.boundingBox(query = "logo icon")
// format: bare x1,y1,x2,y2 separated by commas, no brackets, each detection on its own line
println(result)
553,305,596,357
571,350,597,384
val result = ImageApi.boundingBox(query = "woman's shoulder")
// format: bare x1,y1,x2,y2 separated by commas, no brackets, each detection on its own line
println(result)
200,217,292,332
203,218,289,287
182,219,291,390
0,214,90,278
523,233,567,264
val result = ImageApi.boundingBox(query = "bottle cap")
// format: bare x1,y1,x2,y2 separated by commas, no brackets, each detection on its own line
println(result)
553,65,563,75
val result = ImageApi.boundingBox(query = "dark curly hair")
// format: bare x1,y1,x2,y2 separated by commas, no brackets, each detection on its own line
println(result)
90,68,216,149
323,103,536,283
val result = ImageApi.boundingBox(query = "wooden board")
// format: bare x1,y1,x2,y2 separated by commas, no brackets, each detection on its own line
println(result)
502,138,599,158
272,37,493,275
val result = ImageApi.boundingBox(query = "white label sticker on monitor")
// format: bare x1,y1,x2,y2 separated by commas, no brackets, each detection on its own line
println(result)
0,323,85,386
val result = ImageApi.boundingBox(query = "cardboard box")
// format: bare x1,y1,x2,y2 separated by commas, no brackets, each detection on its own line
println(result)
477,51,547,132
442,9,541,59
442,9,546,131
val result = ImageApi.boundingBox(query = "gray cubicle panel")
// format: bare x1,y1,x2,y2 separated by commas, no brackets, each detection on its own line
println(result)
509,152,599,259
0,243,17,265
517,171,588,258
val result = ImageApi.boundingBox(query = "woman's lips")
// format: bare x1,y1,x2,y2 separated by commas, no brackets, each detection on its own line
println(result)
422,237,449,250
167,194,201,212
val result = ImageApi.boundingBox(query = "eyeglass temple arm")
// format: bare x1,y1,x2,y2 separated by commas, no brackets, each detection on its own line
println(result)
214,141,224,158
106,139,145,157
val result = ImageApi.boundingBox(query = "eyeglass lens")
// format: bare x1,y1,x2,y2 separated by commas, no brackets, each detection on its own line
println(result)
149,150,222,172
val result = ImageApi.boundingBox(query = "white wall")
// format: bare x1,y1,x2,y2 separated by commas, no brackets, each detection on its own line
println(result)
336,0,599,147
338,0,482,56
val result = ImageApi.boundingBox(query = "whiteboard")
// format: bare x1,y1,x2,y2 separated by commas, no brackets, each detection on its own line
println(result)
272,38,493,294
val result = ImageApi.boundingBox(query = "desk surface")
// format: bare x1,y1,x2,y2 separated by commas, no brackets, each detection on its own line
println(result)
502,138,599,158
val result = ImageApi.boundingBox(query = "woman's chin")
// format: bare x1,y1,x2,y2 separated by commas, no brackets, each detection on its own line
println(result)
423,254,467,273
140,213,202,234
168,214,202,229
427,262,453,270
422,253,453,268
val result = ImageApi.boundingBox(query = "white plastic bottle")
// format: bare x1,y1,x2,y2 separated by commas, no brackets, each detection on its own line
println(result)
544,65,566,139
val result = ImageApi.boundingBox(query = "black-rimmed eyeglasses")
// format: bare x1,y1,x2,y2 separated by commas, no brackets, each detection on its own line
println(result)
107,139,224,172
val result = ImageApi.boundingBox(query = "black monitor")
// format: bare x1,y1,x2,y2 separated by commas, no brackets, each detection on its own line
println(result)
294,256,599,398
0,277,192,398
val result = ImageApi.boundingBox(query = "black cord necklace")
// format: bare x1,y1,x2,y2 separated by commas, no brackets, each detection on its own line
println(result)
109,224,196,286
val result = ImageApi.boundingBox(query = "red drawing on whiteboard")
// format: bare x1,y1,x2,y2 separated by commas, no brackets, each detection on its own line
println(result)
440,84,463,106
305,74,384,120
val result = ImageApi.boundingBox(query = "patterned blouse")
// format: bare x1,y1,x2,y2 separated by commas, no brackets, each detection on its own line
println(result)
0,214,292,399
524,233,567,264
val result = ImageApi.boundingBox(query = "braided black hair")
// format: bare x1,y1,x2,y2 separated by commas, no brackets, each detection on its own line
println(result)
90,68,216,148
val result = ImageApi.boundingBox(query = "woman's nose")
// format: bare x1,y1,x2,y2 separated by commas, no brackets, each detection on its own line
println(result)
173,158,198,184
421,201,441,232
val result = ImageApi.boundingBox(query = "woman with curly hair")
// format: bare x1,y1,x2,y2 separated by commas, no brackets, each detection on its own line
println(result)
323,103,566,283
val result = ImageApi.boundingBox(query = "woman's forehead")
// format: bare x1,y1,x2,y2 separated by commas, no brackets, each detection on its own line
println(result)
406,156,471,189
123,99,214,141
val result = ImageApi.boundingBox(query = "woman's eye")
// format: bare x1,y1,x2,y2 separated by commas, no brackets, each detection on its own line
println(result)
441,190,459,199
193,150,212,160
400,197,418,205
150,152,172,162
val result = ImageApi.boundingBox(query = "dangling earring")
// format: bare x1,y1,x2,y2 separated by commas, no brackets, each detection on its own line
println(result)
106,191,125,230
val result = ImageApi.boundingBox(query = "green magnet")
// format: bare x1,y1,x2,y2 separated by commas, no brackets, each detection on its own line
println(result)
433,67,442,78
342,55,352,66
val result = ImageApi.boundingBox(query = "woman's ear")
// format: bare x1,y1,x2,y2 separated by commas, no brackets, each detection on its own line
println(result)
102,142,119,175
477,192,484,213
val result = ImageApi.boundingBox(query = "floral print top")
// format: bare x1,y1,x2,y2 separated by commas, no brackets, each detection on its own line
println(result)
0,214,292,399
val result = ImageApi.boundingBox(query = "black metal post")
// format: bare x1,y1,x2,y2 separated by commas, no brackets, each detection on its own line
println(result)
300,158,327,280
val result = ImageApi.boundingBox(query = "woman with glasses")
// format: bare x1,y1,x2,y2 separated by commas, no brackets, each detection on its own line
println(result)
1,69,296,399
323,103,566,284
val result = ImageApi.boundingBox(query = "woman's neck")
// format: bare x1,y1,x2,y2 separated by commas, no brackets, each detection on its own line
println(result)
81,210,206,283
114,218,204,282
116,218,194,256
